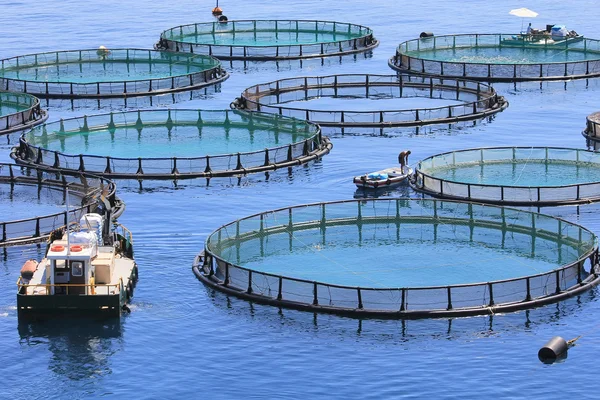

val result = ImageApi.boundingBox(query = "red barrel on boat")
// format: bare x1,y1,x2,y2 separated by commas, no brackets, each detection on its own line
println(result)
20,260,38,280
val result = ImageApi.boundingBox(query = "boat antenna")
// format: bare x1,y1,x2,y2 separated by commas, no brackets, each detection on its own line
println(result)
66,185,71,257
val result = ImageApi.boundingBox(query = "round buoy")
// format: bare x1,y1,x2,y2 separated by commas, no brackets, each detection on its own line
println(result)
212,6,223,16
420,32,434,38
96,45,110,57
50,245,65,252
218,15,228,22
538,336,569,364
70,245,83,252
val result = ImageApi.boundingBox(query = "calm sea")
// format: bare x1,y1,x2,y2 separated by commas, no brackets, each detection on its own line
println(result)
2,0,600,398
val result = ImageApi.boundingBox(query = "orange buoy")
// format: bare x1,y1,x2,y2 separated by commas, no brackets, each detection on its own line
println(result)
51,245,65,252
20,260,38,279
212,6,223,16
70,245,83,252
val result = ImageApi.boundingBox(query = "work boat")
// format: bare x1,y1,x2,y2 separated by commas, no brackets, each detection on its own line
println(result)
354,150,413,190
353,167,413,189
17,213,137,317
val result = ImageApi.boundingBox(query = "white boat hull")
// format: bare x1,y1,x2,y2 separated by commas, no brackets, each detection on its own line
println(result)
353,167,413,189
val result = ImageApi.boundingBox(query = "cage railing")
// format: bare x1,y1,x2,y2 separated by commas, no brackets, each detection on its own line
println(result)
17,276,123,296
583,112,600,141
0,49,229,98
413,147,600,205
0,91,47,134
0,163,118,246
194,198,600,318
389,34,600,82
12,109,332,179
234,74,507,127
157,20,378,61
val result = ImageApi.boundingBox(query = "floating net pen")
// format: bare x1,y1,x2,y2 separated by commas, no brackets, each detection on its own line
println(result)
413,147,600,205
12,109,332,180
0,163,122,247
232,74,508,129
583,111,600,142
389,34,600,82
0,49,228,98
193,198,600,319
156,20,379,61
0,92,48,134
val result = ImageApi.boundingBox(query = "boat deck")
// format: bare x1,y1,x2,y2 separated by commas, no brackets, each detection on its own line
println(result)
24,255,134,296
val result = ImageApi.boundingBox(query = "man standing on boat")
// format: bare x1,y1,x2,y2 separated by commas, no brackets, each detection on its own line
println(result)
398,150,411,174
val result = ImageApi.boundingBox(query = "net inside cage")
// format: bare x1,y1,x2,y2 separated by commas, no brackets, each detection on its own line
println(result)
18,109,329,179
237,74,505,127
391,34,600,81
415,147,600,204
200,198,598,315
0,49,226,97
159,20,378,60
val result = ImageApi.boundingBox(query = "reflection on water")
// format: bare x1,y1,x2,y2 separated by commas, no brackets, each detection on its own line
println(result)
18,318,123,381
203,283,598,343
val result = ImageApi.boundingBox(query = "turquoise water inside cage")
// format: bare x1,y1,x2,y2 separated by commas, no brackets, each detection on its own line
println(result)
173,30,365,47
404,46,600,64
26,123,310,158
279,96,462,111
0,59,214,84
215,219,582,287
0,101,27,116
424,160,600,186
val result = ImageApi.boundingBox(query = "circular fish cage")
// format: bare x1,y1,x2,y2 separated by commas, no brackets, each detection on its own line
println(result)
193,198,600,319
583,111,600,142
232,74,508,130
11,109,332,180
389,34,600,82
413,147,600,205
156,20,379,61
0,163,123,247
0,49,228,99
0,92,48,134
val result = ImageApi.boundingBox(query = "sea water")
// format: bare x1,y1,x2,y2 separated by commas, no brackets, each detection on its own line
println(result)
2,0,600,398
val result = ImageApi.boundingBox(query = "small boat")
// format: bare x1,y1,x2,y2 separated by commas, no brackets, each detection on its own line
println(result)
354,150,413,189
502,34,584,46
17,213,137,318
353,167,413,189
502,25,583,47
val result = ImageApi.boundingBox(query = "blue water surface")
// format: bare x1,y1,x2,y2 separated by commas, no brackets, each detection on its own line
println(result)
2,0,600,399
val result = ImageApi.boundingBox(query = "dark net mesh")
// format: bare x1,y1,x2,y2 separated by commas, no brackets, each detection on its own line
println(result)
414,147,600,205
235,74,507,128
196,198,600,318
0,91,47,134
14,109,332,180
0,49,228,98
0,163,118,246
158,20,378,60
390,34,600,82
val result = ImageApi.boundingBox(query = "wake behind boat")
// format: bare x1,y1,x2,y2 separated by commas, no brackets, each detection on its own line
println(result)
353,150,413,189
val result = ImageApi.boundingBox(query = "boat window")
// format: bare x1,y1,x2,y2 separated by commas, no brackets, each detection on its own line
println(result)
72,261,83,277
54,260,67,269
